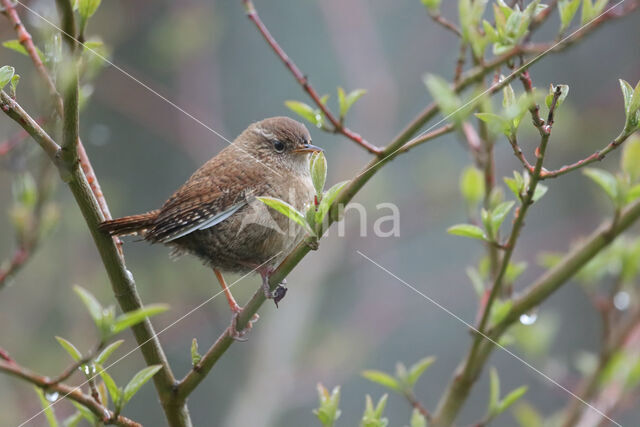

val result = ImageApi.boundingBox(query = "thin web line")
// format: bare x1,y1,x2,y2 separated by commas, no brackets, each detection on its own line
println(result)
16,252,282,427
354,0,627,181
13,0,283,178
356,250,622,427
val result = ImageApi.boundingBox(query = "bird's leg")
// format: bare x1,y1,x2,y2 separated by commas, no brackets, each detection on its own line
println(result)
259,267,288,307
213,268,258,340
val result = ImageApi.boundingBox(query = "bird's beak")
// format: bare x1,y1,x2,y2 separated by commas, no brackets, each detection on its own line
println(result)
293,143,323,154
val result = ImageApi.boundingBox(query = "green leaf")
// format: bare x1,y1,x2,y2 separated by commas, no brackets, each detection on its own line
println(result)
504,171,525,200
490,201,515,233
55,336,82,362
421,0,441,13
447,224,487,241
497,386,528,414
488,367,501,416
410,408,427,427
338,87,366,118
191,338,202,367
94,340,124,365
311,151,327,195
73,285,104,328
620,79,634,113
503,83,516,108
583,168,619,203
466,267,486,296
622,135,640,182
97,365,120,408
361,394,389,427
70,401,97,425
513,402,544,427
111,304,169,334
545,84,569,110
460,166,485,205
122,365,162,404
490,299,512,325
628,184,640,203
62,412,83,427
285,100,323,128
532,183,548,203
558,0,581,32
313,384,342,427
407,356,436,386
258,196,315,236
0,65,15,89
316,180,349,226
425,74,463,120
9,74,20,96
361,370,402,393
34,387,59,427
2,40,45,60
78,0,102,20
476,112,511,136
630,80,640,122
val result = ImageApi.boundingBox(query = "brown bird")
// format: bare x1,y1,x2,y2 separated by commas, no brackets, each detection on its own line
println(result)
99,117,321,338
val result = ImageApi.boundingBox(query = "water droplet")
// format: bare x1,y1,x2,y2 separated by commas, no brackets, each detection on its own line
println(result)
44,391,59,402
519,311,538,325
614,291,630,311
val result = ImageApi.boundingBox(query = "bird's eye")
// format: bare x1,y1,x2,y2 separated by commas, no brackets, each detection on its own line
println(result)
273,140,285,153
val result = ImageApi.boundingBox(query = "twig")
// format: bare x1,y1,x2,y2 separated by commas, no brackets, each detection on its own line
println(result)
241,0,382,155
0,358,140,427
0,88,190,426
428,12,461,37
405,390,432,421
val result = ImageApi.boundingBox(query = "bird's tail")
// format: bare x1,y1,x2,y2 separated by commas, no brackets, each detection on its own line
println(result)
99,211,159,237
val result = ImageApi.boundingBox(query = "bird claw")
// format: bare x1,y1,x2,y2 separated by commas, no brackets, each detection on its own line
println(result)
262,275,288,308
227,311,259,341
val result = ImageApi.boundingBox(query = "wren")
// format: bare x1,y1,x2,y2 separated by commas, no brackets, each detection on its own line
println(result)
99,117,322,338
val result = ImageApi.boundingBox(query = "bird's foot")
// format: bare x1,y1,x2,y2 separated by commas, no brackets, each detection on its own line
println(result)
227,307,259,341
261,272,288,308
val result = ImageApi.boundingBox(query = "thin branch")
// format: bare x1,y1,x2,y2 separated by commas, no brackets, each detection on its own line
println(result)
428,12,462,37
541,131,634,179
0,88,190,426
397,123,455,154
2,0,113,221
0,357,140,427
241,0,382,155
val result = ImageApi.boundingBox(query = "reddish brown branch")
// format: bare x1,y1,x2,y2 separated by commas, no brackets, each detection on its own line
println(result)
241,0,382,155
428,12,461,37
0,358,140,427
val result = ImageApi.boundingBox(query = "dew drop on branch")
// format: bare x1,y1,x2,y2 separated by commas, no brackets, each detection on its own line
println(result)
44,391,59,402
614,291,630,311
519,311,538,325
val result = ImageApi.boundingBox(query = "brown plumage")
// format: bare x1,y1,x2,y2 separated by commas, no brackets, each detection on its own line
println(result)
99,117,321,337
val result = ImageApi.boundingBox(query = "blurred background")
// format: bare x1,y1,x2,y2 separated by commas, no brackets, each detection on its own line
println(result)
1,0,640,425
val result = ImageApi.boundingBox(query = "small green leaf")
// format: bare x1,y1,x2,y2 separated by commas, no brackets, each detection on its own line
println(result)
488,367,501,416
421,0,441,13
583,168,619,203
191,338,202,367
3,40,46,61
311,151,327,195
620,79,634,113
111,304,169,334
407,356,436,386
0,65,15,89
94,340,124,366
361,370,402,393
447,224,487,241
122,365,162,404
545,84,569,110
34,387,59,427
316,180,349,226
73,286,103,327
629,80,640,122
622,135,640,182
360,394,389,427
466,267,486,296
460,166,485,205
55,337,82,362
338,87,366,118
627,184,640,203
425,74,463,120
77,0,102,20
532,183,548,203
62,411,83,427
258,196,315,236
490,201,515,233
314,384,342,427
558,0,581,32
513,401,544,427
476,112,511,136
503,84,516,108
97,365,120,408
9,74,20,97
285,100,323,127
490,300,512,325
70,401,97,425
410,408,427,427
497,386,528,414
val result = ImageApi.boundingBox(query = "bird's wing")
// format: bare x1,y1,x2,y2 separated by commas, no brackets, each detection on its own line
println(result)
146,176,255,244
